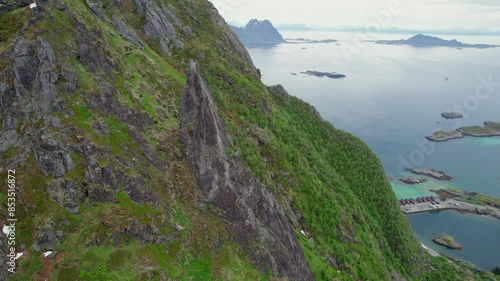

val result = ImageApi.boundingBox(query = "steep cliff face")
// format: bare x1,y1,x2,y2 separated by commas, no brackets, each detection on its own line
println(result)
0,1,495,281
180,61,313,280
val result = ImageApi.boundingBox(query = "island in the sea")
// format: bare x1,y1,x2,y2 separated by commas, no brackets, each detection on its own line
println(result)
441,112,463,119
286,38,338,44
231,19,286,45
427,121,500,142
398,177,427,185
300,71,346,79
376,34,499,49
432,235,463,250
457,121,500,137
426,130,464,142
406,168,452,181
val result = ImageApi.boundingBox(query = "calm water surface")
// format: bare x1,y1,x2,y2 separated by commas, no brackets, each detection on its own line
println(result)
247,31,500,269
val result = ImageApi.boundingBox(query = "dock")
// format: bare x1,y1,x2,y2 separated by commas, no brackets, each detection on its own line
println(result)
400,200,452,214
400,198,500,219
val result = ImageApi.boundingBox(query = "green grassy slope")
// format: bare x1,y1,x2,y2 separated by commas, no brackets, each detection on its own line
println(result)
0,0,497,280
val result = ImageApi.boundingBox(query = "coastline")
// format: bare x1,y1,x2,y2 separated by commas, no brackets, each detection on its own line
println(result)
425,134,464,142
456,128,500,138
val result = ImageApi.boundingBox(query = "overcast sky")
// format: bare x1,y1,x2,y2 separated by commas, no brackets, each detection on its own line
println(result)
211,0,500,31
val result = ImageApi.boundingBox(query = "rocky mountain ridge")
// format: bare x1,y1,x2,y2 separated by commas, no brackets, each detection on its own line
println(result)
0,1,497,280
231,19,286,45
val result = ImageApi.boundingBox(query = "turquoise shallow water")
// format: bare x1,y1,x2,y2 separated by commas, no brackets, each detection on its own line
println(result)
247,31,500,269
408,211,500,271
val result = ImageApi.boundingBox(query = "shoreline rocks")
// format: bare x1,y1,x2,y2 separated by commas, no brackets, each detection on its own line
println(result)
406,168,452,181
432,235,463,250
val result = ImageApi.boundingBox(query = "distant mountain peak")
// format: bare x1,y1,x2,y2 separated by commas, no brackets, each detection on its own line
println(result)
231,19,285,45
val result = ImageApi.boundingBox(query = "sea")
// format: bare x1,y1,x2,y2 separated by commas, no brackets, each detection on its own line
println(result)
246,31,500,270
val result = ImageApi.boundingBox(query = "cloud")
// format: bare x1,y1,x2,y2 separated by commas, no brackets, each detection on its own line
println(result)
211,0,500,31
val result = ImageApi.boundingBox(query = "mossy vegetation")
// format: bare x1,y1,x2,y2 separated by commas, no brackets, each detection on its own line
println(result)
432,234,463,250
459,122,500,136
427,130,463,141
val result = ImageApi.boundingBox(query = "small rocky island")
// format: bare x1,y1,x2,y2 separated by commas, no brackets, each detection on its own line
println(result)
406,168,452,181
441,112,463,119
286,38,338,44
398,177,427,185
457,121,500,137
432,235,463,250
426,121,500,142
300,71,346,79
426,130,464,142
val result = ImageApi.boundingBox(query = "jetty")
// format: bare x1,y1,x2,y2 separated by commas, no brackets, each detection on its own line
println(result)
400,198,500,219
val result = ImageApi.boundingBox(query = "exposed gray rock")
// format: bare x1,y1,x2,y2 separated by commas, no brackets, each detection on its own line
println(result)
142,1,183,56
75,21,113,79
86,165,119,203
251,125,268,144
34,227,58,252
179,61,314,280
59,67,79,94
93,121,110,135
87,218,173,246
56,0,66,11
231,19,286,45
112,16,144,49
48,179,85,214
0,130,20,153
84,81,152,130
268,84,290,105
11,35,59,121
36,137,73,178
85,0,110,23
0,0,31,17
128,128,165,171
36,36,59,114
116,169,156,204
206,1,259,79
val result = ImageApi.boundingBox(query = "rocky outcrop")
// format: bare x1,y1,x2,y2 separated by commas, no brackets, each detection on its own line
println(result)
36,136,73,179
12,35,60,118
75,21,114,79
112,16,145,49
34,227,59,252
0,0,31,17
179,61,314,280
134,0,183,56
48,179,86,214
206,3,259,79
